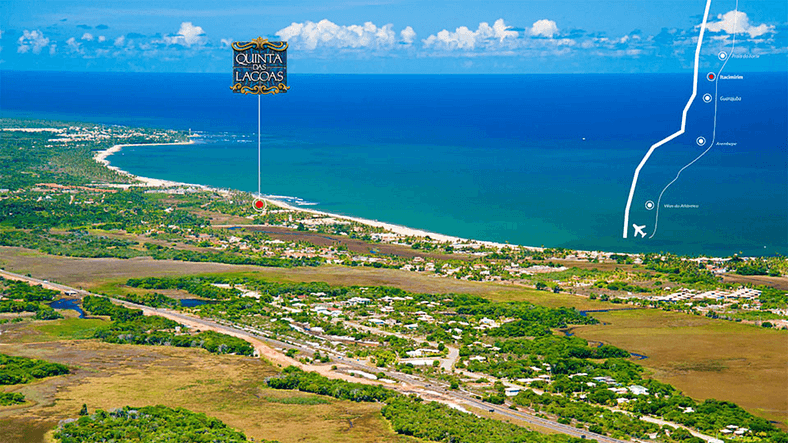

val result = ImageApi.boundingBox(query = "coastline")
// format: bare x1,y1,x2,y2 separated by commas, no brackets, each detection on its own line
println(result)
94,141,535,251
94,140,211,190
259,196,539,251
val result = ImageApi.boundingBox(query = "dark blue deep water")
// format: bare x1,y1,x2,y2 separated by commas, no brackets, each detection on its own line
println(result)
2,71,786,256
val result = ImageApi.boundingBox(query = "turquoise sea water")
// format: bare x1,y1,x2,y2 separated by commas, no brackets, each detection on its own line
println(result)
2,71,786,256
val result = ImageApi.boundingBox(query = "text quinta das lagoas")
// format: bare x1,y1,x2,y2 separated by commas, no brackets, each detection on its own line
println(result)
234,52,285,82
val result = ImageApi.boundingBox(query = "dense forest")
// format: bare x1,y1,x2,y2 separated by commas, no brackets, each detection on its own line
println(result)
0,353,71,406
0,278,63,320
0,392,26,406
0,353,70,385
54,405,274,443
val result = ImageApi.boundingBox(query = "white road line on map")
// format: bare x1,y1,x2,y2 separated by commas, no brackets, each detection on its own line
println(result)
650,0,739,238
622,0,713,239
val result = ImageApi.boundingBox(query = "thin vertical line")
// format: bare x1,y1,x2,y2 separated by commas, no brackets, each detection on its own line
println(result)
258,94,261,197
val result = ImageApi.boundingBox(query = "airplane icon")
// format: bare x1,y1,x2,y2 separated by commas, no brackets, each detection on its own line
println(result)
632,224,647,238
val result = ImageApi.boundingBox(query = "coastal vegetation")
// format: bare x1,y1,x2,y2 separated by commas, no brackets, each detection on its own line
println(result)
54,405,261,443
0,195,318,267
0,119,167,189
1,118,786,442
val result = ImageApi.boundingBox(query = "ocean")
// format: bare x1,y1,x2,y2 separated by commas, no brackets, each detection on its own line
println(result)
2,71,786,256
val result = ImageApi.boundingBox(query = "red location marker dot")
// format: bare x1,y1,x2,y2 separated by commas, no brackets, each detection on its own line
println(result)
707,72,715,81
254,200,265,210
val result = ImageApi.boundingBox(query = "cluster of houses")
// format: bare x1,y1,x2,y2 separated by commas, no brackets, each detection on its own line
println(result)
564,250,641,263
504,263,569,276
1,125,180,148
646,288,762,303
718,425,750,437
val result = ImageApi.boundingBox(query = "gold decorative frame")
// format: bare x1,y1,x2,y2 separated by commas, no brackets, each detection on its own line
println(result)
229,83,290,95
231,37,288,52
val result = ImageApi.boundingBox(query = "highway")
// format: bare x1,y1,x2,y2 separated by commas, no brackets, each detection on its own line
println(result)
0,268,627,443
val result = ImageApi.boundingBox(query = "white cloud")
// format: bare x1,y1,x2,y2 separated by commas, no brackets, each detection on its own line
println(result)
81,32,94,41
98,35,106,42
400,26,416,45
423,19,518,50
163,22,206,46
220,38,232,48
705,11,774,38
114,35,125,47
530,19,559,38
593,48,643,58
17,30,50,54
423,27,474,50
277,19,398,51
66,37,82,52
492,19,518,41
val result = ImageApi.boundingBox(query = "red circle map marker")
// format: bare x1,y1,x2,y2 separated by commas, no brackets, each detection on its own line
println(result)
254,200,265,211
707,72,715,81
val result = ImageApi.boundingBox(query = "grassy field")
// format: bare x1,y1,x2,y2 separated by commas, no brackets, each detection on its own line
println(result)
570,309,788,425
2,246,786,428
0,319,418,443
11,317,109,342
228,225,474,262
721,273,788,291
0,246,607,310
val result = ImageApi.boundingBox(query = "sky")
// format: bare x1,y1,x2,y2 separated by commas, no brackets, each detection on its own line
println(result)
1,0,786,73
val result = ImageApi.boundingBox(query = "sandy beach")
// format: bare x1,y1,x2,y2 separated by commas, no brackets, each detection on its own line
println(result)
94,140,212,189
94,141,538,251
261,196,531,249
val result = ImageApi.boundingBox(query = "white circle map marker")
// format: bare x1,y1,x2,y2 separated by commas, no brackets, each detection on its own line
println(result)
696,136,706,146
718,51,727,60
645,200,655,210
702,93,713,103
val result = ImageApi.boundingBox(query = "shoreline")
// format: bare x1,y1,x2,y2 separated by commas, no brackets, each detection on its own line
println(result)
259,197,539,250
94,141,537,251
91,141,769,260
94,140,211,190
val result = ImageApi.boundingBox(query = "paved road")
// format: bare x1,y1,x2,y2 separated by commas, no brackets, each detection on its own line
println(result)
0,269,627,443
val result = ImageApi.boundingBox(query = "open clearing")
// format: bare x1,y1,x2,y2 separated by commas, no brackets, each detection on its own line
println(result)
0,246,605,310
721,273,788,291
0,319,416,443
570,309,788,425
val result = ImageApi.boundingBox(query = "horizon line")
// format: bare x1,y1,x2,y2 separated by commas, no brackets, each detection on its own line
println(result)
2,69,786,75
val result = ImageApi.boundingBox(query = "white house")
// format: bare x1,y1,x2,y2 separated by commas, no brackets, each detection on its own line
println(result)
628,385,649,396
504,387,521,397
